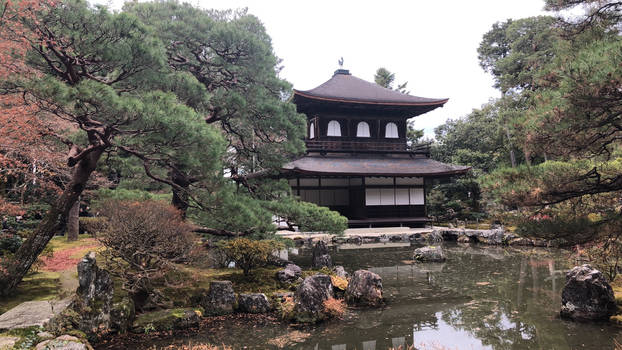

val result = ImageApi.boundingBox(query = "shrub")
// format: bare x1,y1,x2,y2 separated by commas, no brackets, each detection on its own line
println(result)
275,295,295,321
0,232,22,255
217,238,283,276
79,217,108,236
266,198,348,235
515,214,599,244
96,200,197,306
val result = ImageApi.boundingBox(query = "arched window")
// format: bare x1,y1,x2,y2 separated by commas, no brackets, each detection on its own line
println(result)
385,122,399,138
327,120,341,136
356,121,370,137
309,122,315,139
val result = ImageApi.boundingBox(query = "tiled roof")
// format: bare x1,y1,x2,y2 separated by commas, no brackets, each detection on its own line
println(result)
282,155,471,176
293,70,448,107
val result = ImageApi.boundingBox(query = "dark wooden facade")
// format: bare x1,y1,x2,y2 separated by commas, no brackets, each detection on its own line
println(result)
281,69,469,228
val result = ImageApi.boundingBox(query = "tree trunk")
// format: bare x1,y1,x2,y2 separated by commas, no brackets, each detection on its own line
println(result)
171,169,191,218
0,148,104,296
505,127,517,168
66,196,80,241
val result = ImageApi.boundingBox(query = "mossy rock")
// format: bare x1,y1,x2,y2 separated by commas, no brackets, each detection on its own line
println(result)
132,308,202,333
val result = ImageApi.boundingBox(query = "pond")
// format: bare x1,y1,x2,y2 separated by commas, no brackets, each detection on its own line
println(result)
102,243,622,350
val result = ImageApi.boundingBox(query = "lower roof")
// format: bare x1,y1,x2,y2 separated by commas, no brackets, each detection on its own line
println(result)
281,155,470,177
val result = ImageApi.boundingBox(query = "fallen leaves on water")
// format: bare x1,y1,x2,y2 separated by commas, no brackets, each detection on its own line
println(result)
476,281,491,286
267,330,311,348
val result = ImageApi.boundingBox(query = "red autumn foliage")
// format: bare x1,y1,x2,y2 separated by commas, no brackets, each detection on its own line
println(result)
39,239,99,272
0,0,66,209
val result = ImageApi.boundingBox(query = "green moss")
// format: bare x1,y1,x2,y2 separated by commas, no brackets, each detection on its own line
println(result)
133,308,199,332
0,272,61,314
46,234,98,252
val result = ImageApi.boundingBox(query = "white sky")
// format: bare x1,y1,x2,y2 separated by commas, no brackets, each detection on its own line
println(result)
99,0,548,138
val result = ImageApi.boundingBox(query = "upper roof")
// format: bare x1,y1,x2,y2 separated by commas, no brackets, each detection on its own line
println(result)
293,69,448,107
281,155,471,177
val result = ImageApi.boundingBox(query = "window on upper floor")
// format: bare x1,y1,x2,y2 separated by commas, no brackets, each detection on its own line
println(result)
356,121,370,137
309,122,315,139
385,122,398,138
327,120,341,136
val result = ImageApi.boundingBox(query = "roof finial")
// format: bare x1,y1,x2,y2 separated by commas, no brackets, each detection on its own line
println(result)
338,57,344,68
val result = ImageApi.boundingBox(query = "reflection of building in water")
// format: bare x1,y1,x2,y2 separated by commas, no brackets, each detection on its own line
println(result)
391,337,406,349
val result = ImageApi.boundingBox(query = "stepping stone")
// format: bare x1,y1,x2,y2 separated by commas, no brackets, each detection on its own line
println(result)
0,299,70,330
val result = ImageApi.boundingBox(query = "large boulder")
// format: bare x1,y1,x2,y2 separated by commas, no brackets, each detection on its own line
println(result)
312,241,332,269
560,264,616,321
293,274,334,323
276,264,302,284
53,252,134,339
345,270,383,306
413,246,446,262
201,281,236,315
238,293,271,314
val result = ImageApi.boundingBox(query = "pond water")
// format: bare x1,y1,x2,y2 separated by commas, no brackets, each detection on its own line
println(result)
105,243,622,350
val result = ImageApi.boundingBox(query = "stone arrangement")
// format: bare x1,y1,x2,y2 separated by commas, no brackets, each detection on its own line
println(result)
0,252,389,349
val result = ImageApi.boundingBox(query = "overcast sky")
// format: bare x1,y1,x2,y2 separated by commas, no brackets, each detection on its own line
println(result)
99,0,548,138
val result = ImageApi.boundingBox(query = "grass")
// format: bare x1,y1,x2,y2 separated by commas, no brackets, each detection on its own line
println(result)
0,271,61,314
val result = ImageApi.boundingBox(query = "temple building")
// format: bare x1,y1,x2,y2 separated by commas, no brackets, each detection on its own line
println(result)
281,69,470,227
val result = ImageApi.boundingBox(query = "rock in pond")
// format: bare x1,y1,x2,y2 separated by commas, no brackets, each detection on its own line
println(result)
294,274,334,323
35,335,91,350
560,264,616,321
345,270,383,306
132,308,201,332
238,293,271,314
312,241,332,269
202,281,236,315
413,246,446,262
276,263,302,284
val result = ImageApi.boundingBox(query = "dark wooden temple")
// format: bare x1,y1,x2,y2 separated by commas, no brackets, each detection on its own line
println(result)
281,69,470,228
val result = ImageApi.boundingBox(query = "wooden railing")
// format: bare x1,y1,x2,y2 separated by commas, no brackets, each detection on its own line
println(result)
305,140,407,152
305,140,431,155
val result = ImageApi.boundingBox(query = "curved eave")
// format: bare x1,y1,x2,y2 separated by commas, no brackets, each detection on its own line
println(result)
293,90,449,107
281,156,471,178
283,168,471,177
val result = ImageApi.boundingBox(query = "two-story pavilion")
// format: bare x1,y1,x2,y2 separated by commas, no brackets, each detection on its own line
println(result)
281,69,470,228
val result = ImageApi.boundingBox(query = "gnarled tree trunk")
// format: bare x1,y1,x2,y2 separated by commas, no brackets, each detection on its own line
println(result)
171,169,192,218
0,148,104,296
